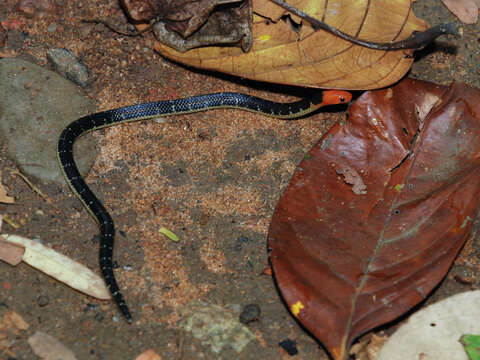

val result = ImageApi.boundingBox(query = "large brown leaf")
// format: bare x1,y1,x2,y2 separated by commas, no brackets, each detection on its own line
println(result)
267,78,480,360
154,0,427,89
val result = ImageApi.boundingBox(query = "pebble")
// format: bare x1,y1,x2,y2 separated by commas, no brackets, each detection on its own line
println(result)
278,339,298,356
18,0,58,18
0,58,97,184
47,23,57,32
239,303,261,324
46,48,90,87
234,236,249,251
37,295,49,307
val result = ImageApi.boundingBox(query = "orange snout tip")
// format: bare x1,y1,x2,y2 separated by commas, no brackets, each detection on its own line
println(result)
323,90,353,105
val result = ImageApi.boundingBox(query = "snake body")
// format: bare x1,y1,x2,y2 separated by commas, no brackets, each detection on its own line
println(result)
57,90,351,323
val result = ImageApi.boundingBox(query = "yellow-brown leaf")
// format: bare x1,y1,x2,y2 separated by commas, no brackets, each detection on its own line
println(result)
154,0,427,90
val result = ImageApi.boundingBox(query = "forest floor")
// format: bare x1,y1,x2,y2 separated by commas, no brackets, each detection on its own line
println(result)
0,0,479,359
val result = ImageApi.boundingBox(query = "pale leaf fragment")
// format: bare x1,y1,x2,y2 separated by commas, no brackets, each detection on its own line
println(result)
441,0,478,24
3,311,29,331
350,333,389,360
135,349,163,360
28,331,77,360
1,234,111,300
0,239,25,265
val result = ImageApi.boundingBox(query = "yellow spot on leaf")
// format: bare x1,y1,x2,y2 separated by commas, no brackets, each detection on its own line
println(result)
394,184,404,192
256,34,271,42
291,300,304,317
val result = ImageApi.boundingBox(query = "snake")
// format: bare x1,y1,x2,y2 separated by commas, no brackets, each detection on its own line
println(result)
57,90,352,323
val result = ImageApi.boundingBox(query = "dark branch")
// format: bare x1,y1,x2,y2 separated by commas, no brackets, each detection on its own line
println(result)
269,0,461,50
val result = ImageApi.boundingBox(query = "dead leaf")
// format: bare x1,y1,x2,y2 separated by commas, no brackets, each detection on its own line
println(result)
28,331,77,360
135,349,163,360
0,171,14,204
441,0,478,24
0,239,24,265
153,0,427,89
350,333,389,360
1,234,111,300
2,311,29,331
267,78,480,360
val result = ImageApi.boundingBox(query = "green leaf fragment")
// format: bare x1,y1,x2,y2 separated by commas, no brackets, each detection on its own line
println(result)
460,334,480,360
159,227,179,242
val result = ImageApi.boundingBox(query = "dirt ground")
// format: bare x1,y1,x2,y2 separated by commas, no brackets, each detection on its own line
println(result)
0,0,479,359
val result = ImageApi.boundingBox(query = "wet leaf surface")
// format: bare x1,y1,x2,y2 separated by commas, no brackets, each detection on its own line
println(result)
267,78,480,360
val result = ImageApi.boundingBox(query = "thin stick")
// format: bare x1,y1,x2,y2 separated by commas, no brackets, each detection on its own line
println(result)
7,168,53,204
269,0,461,50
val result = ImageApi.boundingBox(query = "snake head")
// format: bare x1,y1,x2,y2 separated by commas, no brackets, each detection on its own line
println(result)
323,90,352,105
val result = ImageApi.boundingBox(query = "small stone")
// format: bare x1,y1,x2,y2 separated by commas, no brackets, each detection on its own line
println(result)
279,339,298,356
37,295,49,307
84,303,97,312
46,48,90,87
239,304,261,324
234,236,249,251
47,23,57,32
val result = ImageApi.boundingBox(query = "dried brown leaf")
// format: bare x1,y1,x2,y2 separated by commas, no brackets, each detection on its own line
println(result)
267,79,480,359
154,0,428,89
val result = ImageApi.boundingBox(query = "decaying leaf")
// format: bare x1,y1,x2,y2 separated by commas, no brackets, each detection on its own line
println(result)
441,0,478,24
28,331,77,360
267,78,480,360
1,234,111,300
350,333,389,360
153,0,428,89
0,171,14,204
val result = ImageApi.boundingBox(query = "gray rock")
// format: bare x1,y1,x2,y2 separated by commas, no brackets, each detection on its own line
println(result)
46,48,90,87
0,58,97,184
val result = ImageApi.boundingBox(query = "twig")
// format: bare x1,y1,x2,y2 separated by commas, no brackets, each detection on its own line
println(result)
6,168,53,204
269,0,461,50
2,215,19,229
